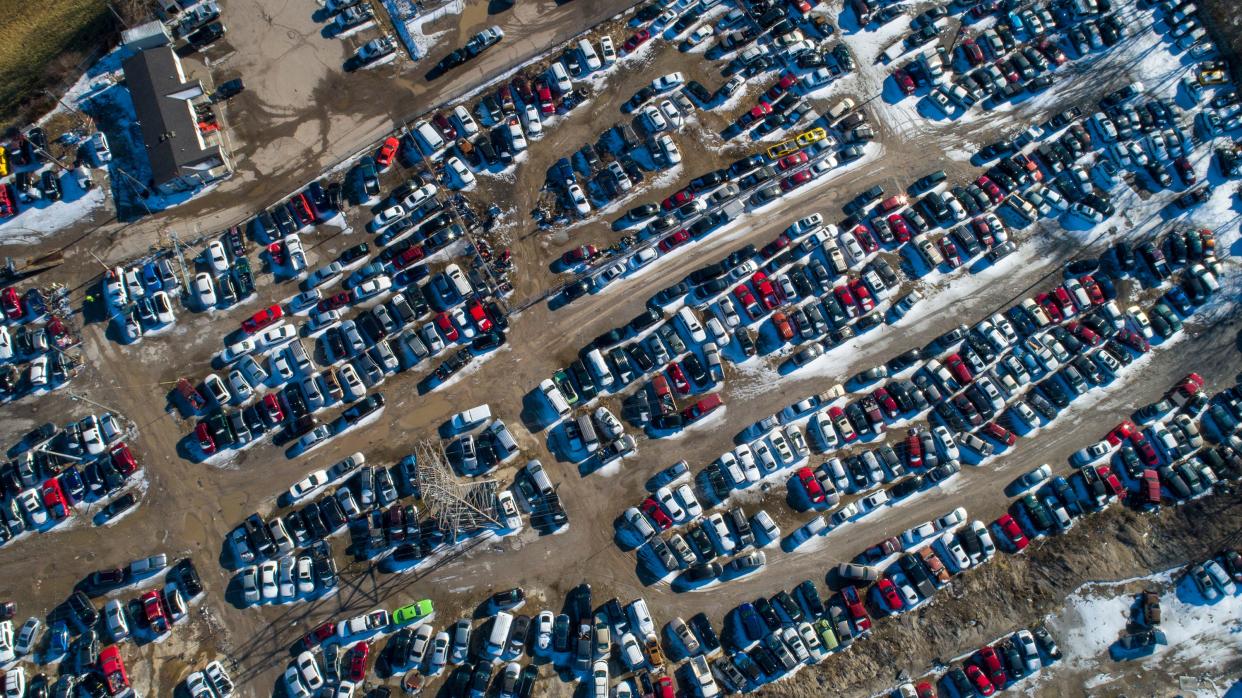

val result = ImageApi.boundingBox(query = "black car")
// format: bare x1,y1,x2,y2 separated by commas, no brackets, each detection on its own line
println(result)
40,170,62,201
187,22,226,49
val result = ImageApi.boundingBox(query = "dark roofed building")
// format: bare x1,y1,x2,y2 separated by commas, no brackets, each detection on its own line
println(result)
122,46,232,194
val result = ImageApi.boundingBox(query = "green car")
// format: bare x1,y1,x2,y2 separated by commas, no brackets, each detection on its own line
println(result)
814,618,838,652
391,599,434,625
552,369,579,405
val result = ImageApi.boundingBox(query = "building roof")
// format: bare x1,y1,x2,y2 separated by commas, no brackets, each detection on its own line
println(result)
122,46,223,187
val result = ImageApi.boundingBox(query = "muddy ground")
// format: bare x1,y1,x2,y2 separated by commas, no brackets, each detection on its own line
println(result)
0,0,1240,695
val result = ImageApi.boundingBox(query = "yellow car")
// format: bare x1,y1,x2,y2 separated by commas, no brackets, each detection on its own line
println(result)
766,141,800,159
0,146,7,177
1198,67,1227,85
795,127,827,147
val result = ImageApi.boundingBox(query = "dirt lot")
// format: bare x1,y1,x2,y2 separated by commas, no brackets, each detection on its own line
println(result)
0,0,1241,695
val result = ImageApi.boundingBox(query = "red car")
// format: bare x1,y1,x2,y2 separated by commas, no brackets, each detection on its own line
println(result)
970,217,995,247
893,68,916,94
1116,328,1149,353
834,285,858,316
661,189,694,210
828,406,857,442
1080,275,1105,305
975,646,1007,687
840,585,871,632
302,622,337,649
849,279,874,312
781,171,813,191
658,229,690,252
872,388,898,418
741,102,773,125
560,245,597,265
771,311,794,341
797,466,825,503
141,589,168,634
655,676,675,698
622,29,651,53
640,498,673,530
242,304,284,334
435,312,459,342
0,287,23,319
347,641,370,682
432,113,458,140
939,237,961,268
853,225,878,253
982,422,1016,447
1067,321,1101,346
975,175,1003,203
1096,464,1124,499
905,430,923,467
110,443,138,475
751,272,781,310
733,285,761,318
994,514,1028,551
944,353,973,384
1182,372,1205,388
965,664,995,696
1034,293,1063,323
961,38,984,65
195,423,216,455
778,152,808,171
667,362,691,394
41,478,70,520
915,681,937,698
1052,286,1077,317
262,394,285,424
887,214,911,242
267,241,286,266
682,394,723,422
466,300,493,332
376,136,400,169
1139,469,1161,506
100,645,131,695
1174,156,1196,185
1130,433,1159,466
318,292,352,312
876,577,904,611
393,245,426,270
1106,420,1138,445
0,184,16,218
536,81,556,114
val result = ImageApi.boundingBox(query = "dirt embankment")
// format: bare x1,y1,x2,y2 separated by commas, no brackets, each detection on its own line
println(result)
755,488,1242,698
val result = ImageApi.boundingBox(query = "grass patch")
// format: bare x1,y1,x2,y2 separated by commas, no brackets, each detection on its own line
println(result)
0,0,119,128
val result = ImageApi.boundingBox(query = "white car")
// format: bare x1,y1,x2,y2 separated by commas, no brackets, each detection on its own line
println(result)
564,183,589,216
285,667,311,698
257,325,298,349
14,617,40,655
241,567,260,604
522,103,543,137
651,72,685,91
655,487,686,521
206,241,230,273
195,273,217,307
152,290,176,324
371,205,406,232
16,490,46,526
936,506,967,530
79,415,106,455
104,599,130,641
355,276,394,301
259,561,279,600
751,510,780,542
295,555,315,594
446,156,476,188
534,611,555,655
0,621,12,664
295,651,325,691
288,470,329,502
641,104,668,132
675,484,702,518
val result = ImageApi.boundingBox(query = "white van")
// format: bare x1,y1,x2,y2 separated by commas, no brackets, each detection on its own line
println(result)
577,39,602,72
525,459,555,496
677,307,707,343
414,120,446,158
489,420,519,456
584,349,615,389
444,264,473,298
576,414,600,453
538,379,571,419
548,62,572,94
486,612,514,657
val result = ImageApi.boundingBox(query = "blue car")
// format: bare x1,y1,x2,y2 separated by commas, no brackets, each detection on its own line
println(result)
48,621,70,657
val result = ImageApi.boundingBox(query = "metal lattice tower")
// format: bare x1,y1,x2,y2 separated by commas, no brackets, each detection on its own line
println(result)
413,439,502,542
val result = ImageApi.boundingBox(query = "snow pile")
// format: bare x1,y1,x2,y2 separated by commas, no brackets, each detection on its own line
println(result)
382,0,463,60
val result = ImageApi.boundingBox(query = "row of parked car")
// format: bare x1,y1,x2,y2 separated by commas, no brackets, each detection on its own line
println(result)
0,284,81,397
0,413,141,545
0,557,203,696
